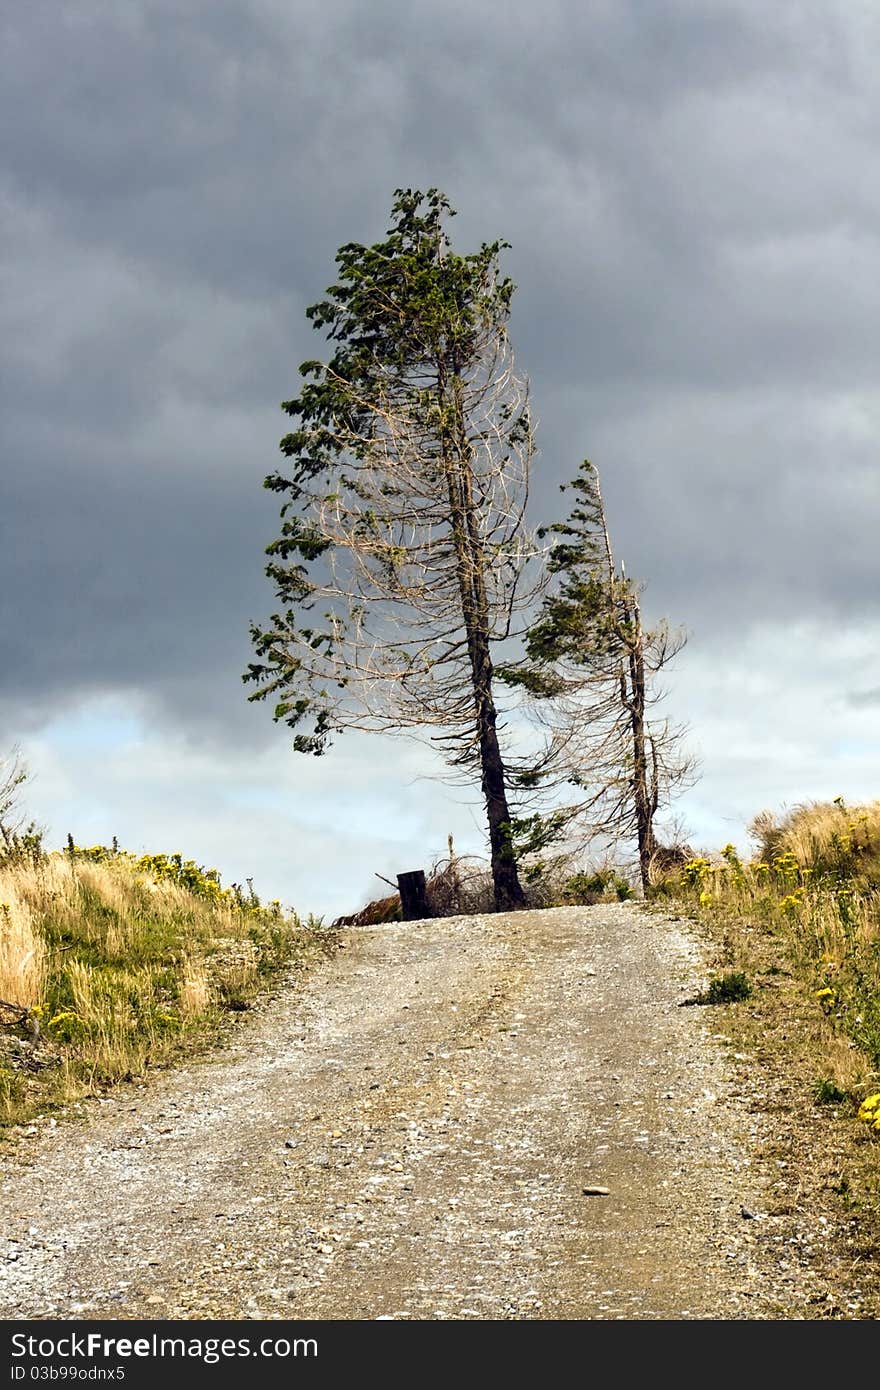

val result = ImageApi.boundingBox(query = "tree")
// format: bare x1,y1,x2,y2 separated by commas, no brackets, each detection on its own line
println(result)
0,745,30,849
502,461,696,893
244,189,547,910
0,746,44,866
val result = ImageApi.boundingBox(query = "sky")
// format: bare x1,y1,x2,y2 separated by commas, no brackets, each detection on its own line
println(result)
3,0,880,919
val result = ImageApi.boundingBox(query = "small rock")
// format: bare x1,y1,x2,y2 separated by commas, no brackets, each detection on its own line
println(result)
582,1186,610,1196
284,1139,299,1149
740,1206,757,1220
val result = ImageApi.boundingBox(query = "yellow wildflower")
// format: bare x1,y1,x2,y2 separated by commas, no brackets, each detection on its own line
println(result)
857,1093,880,1123
814,987,836,1015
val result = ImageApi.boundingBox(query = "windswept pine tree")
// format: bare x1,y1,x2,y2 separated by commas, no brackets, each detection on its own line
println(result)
245,189,551,910
501,461,696,892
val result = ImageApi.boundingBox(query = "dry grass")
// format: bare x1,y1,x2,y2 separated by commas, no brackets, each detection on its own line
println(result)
652,803,880,1087
648,805,880,1316
0,893,47,1009
178,958,212,1020
0,849,330,1128
750,798,880,888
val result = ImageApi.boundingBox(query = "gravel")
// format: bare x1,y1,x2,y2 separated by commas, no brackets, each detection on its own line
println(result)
0,904,835,1319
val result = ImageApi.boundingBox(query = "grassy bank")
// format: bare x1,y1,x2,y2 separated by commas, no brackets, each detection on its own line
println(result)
0,839,331,1128
657,799,880,1095
649,799,880,1315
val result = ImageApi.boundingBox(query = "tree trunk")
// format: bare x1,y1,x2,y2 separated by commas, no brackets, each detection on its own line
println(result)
475,662,526,911
596,473,657,896
455,504,526,910
626,592,657,895
441,367,526,912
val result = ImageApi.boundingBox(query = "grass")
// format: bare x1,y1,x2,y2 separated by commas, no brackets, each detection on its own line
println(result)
0,894,48,1009
751,798,880,889
0,838,333,1129
653,800,880,1087
648,798,880,1315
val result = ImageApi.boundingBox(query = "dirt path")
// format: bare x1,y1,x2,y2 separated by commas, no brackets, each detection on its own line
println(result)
0,905,834,1320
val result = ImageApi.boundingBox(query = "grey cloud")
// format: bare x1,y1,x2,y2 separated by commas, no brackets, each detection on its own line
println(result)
3,0,880,748
572,382,880,632
846,687,880,709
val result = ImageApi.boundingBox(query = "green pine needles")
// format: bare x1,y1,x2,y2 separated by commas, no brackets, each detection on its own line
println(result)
245,189,546,909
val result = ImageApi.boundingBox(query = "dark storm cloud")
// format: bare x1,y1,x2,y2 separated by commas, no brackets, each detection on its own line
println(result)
1,413,274,737
3,0,879,741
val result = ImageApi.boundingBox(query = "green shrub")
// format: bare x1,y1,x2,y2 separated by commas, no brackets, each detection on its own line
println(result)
703,971,752,1004
562,869,634,904
814,1077,848,1105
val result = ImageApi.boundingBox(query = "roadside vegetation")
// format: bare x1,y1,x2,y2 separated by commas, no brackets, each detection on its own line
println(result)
648,797,880,1314
655,798,880,1095
0,833,330,1129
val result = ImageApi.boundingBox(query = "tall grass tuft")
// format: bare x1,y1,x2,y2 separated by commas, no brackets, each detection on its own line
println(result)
0,892,48,1009
750,798,880,889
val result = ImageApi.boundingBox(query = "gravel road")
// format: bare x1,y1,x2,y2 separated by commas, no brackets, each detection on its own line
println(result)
0,905,831,1320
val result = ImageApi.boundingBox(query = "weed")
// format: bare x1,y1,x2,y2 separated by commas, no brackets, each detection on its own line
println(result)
814,1077,848,1105
703,971,752,1004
